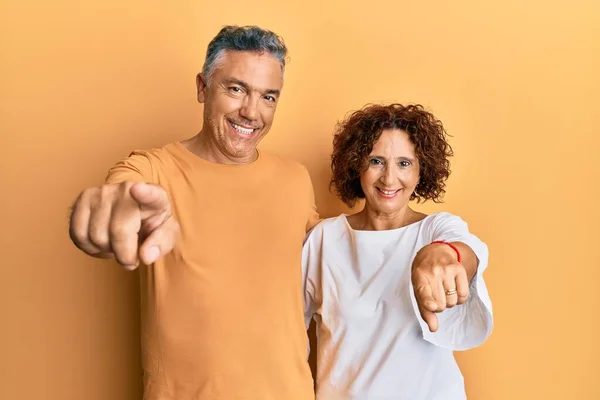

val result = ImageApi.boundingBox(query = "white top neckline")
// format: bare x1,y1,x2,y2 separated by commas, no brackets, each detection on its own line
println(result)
341,213,429,235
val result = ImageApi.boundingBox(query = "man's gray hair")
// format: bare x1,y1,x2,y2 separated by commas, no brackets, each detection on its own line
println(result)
202,25,288,85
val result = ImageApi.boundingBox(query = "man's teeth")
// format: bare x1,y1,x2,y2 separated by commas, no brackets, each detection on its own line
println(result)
231,122,254,135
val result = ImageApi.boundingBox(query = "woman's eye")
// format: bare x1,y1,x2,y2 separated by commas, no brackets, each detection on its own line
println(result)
399,160,410,167
369,158,383,165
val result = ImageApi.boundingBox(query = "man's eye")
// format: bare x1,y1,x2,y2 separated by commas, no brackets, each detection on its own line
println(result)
264,95,276,102
229,87,243,93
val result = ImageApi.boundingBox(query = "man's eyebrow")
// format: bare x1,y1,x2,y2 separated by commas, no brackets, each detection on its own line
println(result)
264,88,281,96
224,78,280,96
223,78,250,90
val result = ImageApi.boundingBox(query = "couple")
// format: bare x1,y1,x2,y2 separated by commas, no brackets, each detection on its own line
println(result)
68,25,492,400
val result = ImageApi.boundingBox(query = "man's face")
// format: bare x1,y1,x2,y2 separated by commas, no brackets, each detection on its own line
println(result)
197,51,283,161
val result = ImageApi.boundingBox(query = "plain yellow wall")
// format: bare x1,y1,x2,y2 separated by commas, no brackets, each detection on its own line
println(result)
2,0,599,399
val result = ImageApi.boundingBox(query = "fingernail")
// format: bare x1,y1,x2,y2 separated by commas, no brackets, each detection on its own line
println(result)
124,265,137,271
146,246,160,263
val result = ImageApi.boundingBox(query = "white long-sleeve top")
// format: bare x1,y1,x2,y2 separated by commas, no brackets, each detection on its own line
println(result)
302,212,493,400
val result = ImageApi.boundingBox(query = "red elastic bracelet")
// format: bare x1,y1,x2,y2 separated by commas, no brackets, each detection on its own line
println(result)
431,240,461,263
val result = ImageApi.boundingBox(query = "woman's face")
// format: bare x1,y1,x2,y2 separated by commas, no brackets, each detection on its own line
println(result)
360,129,420,214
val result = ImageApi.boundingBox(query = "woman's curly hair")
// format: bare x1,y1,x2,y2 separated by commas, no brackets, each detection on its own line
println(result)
330,103,454,207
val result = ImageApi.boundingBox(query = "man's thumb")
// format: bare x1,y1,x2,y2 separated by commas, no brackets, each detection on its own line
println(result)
130,183,170,214
138,217,180,265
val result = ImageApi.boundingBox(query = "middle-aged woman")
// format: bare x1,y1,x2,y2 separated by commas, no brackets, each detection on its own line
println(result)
303,103,493,400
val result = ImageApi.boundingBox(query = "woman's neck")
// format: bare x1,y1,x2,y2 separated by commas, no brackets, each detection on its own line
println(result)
349,205,425,231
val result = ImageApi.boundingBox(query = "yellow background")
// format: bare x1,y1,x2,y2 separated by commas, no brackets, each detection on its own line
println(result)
2,0,599,398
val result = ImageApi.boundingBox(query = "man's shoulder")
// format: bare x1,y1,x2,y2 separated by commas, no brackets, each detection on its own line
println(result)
126,141,179,161
260,151,310,178
259,151,305,169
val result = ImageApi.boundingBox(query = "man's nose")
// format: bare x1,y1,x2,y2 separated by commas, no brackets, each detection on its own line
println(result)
239,93,260,122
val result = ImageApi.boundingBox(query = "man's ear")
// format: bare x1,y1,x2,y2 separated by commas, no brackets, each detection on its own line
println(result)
196,73,207,103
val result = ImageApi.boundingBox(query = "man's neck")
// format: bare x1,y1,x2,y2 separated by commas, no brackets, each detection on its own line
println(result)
183,132,258,165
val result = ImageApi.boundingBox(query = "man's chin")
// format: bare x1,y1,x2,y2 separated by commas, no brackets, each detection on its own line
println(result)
224,143,259,160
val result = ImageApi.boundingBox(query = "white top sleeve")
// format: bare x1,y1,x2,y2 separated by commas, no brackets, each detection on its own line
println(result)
409,212,494,351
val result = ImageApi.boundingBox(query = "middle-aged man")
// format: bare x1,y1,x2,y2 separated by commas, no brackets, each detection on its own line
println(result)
69,25,481,400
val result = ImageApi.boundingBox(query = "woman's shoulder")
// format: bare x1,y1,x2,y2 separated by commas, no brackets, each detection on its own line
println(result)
423,211,465,225
311,215,347,233
305,215,347,243
418,211,470,236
